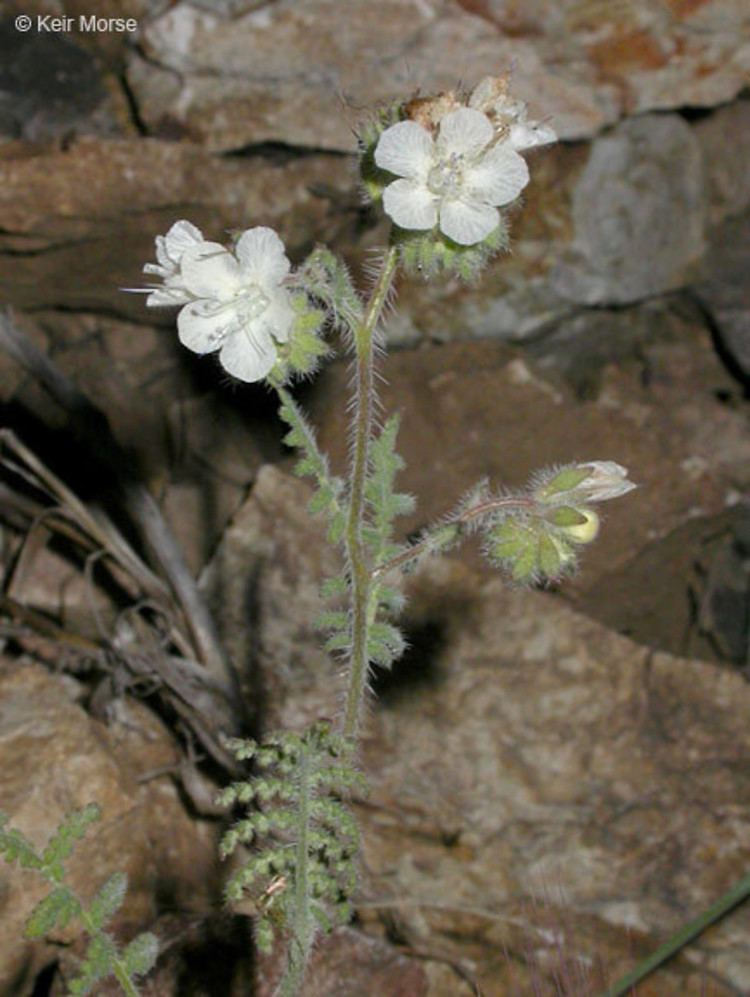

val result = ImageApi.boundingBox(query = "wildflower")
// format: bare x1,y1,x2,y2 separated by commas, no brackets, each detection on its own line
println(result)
140,219,204,306
486,462,636,583
134,224,296,383
374,106,530,246
468,76,557,152
535,462,637,504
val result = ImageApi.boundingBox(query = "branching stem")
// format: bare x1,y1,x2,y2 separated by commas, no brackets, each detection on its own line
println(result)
342,247,399,742
372,494,536,580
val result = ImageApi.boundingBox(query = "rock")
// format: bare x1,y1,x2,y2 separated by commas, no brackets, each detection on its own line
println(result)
577,504,750,668
695,97,750,225
695,210,750,380
256,926,429,996
354,559,750,994
0,18,130,141
551,114,706,305
199,464,342,730
306,319,748,591
199,464,750,993
0,660,218,994
127,0,750,153
0,137,352,317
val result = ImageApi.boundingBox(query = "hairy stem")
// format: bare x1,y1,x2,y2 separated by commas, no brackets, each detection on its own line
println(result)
372,494,536,580
342,247,399,742
278,745,314,997
598,871,750,997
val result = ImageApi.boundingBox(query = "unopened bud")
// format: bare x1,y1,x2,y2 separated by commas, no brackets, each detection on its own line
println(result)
535,462,636,505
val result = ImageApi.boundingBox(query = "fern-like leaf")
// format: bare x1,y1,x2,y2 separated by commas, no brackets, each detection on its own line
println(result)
219,722,367,993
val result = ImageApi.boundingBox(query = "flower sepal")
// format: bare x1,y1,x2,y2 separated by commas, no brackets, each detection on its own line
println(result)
270,294,330,382
395,219,510,281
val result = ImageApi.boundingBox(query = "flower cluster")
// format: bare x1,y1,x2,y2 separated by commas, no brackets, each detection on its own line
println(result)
131,221,323,383
370,75,556,250
486,462,637,584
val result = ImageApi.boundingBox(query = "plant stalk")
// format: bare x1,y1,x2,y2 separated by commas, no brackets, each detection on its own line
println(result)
341,247,398,742
371,495,536,580
278,744,314,997
598,871,750,997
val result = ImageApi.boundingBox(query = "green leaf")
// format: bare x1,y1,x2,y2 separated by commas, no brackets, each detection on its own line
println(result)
25,887,79,938
42,804,101,871
88,872,128,931
538,533,562,578
536,466,591,500
68,933,115,995
122,932,159,978
548,505,588,527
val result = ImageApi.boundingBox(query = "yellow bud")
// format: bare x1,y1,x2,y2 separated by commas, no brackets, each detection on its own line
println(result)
557,507,599,544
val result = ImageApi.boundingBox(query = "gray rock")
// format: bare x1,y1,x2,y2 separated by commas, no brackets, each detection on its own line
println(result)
695,97,750,225
0,20,120,140
695,210,750,379
551,114,707,305
127,0,750,153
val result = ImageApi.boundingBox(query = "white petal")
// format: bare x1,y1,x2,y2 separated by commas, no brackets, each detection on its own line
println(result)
177,300,235,354
180,242,241,299
143,262,170,278
464,144,530,206
146,285,191,307
382,179,438,231
164,220,204,263
235,227,291,285
260,291,296,343
375,121,434,181
510,121,557,151
439,198,499,246
219,324,277,382
437,108,493,157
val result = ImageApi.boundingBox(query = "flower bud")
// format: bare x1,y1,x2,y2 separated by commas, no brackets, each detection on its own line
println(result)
534,462,636,505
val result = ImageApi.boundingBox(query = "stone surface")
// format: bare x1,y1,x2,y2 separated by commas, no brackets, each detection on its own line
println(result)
201,466,750,993
127,0,750,153
307,317,749,592
355,559,750,994
256,926,429,996
695,96,750,225
695,210,750,379
0,137,352,318
200,464,342,729
0,17,130,141
0,660,218,994
551,113,706,305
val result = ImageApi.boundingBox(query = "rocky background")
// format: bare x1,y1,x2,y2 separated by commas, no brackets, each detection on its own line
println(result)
0,0,749,994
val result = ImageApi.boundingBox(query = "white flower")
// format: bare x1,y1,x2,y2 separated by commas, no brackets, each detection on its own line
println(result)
141,219,205,306
176,227,295,382
572,461,638,502
469,77,557,152
131,222,296,382
374,107,530,246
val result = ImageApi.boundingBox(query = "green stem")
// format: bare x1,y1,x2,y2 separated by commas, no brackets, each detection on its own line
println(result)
597,871,750,997
278,745,314,997
72,903,141,997
371,495,535,580
341,247,398,742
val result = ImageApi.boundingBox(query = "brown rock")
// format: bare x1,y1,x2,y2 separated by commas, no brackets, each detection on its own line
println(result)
127,0,750,153
306,319,748,591
0,137,352,317
356,559,750,994
200,464,342,729
256,926,429,996
0,660,218,994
